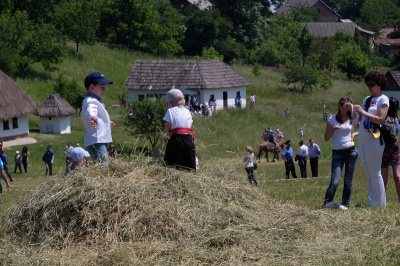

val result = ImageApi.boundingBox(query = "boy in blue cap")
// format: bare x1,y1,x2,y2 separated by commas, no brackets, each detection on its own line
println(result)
82,72,114,165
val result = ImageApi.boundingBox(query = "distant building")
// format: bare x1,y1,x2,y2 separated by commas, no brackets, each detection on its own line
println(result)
276,0,340,22
0,70,37,140
124,59,251,109
37,93,76,134
384,71,400,101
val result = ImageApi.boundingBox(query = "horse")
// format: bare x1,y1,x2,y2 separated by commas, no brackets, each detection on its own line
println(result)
257,139,285,162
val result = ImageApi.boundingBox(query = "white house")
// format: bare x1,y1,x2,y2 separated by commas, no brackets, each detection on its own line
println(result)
123,59,251,110
37,93,76,134
0,70,37,140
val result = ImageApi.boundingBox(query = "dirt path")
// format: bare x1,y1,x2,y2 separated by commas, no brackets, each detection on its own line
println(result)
2,137,38,149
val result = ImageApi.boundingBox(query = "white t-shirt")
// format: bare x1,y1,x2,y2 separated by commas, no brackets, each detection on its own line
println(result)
297,145,308,157
328,115,355,150
163,106,193,129
359,95,389,137
245,153,254,168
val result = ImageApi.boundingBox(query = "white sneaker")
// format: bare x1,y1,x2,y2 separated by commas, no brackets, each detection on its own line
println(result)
338,205,348,210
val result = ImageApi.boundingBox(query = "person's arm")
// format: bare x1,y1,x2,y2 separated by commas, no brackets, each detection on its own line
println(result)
324,121,338,142
351,131,359,141
165,122,172,135
353,102,389,125
1,169,9,188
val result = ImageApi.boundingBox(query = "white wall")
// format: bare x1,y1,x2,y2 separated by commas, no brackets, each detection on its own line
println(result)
40,116,71,134
127,87,247,110
0,115,30,139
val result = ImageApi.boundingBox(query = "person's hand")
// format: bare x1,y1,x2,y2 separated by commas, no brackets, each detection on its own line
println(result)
353,104,364,116
110,121,116,128
91,117,97,128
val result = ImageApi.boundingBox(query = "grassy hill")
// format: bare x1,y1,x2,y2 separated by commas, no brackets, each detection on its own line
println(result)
1,43,400,265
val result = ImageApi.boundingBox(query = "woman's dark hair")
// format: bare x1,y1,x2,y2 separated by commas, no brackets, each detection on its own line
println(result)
22,146,28,153
387,96,399,119
364,71,387,90
335,97,353,124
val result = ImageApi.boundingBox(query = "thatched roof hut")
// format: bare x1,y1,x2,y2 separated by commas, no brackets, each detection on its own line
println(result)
37,93,76,134
124,59,250,109
124,59,250,90
0,70,37,121
37,93,76,117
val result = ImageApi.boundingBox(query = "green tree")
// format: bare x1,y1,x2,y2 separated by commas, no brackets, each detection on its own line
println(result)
0,11,66,77
130,98,167,151
182,9,233,56
308,36,336,70
359,0,400,31
211,0,267,49
334,43,371,80
291,6,320,22
254,14,301,66
52,0,100,54
99,0,184,56
282,66,320,92
298,26,314,66
323,0,364,21
53,75,86,113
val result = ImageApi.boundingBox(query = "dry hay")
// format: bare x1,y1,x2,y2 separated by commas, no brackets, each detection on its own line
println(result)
0,158,399,265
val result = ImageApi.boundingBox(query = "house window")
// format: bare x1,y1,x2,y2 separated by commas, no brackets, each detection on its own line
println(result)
138,95,144,100
12,117,18,129
316,8,320,14
48,117,52,120
3,120,9,131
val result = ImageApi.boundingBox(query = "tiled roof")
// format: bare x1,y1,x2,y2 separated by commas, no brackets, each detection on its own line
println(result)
387,71,400,87
303,22,356,37
374,39,400,45
124,60,251,90
276,0,319,13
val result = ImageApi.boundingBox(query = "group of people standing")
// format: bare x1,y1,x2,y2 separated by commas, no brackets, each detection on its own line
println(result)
324,71,400,209
280,138,321,179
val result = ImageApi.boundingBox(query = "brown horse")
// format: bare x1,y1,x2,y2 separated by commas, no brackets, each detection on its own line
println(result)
257,139,285,162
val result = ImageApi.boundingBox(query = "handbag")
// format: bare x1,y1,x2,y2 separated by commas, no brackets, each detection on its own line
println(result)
253,163,257,170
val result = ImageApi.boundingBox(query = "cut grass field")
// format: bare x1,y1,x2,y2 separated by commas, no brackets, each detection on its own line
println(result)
1,43,400,265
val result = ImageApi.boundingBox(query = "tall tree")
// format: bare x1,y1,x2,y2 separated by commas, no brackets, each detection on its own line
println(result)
334,42,371,80
359,0,400,31
210,0,267,49
323,0,365,21
53,0,100,54
99,0,184,56
0,11,66,77
182,9,233,56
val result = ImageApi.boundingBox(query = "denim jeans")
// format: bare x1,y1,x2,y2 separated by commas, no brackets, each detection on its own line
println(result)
245,167,258,186
324,148,358,207
86,143,108,165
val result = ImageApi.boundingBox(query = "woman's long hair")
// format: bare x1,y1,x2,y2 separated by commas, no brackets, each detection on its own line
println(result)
335,97,353,124
388,96,399,119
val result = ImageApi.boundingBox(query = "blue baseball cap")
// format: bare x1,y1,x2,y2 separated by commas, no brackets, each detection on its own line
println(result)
363,117,380,138
84,72,113,88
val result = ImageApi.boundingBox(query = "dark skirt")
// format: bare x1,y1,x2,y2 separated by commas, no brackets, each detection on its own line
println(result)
164,134,196,170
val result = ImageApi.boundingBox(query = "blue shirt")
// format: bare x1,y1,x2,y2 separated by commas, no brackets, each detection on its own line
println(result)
308,144,320,158
282,147,294,160
1,154,8,166
44,150,55,163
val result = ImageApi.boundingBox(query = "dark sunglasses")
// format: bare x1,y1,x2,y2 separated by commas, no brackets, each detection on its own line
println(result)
366,82,376,87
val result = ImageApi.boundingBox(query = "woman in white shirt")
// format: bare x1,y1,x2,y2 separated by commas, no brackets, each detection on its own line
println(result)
353,71,389,207
323,97,358,209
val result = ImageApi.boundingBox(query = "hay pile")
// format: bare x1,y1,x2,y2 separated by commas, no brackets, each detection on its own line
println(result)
0,158,378,265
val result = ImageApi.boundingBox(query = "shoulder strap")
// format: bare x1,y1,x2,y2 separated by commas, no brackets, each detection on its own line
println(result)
364,96,373,111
